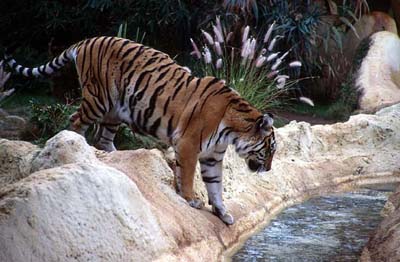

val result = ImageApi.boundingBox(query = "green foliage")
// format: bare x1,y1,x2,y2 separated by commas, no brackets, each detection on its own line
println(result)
29,101,77,144
113,125,166,151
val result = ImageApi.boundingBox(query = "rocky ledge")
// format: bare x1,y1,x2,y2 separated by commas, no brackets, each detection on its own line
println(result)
0,103,400,262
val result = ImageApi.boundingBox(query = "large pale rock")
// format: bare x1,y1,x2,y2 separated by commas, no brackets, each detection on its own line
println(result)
0,163,170,262
355,31,400,113
30,130,100,172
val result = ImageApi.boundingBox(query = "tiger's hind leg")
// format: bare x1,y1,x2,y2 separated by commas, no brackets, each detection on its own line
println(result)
70,88,110,138
93,122,120,152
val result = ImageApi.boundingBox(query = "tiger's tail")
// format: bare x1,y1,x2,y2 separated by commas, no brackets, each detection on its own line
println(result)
4,45,78,78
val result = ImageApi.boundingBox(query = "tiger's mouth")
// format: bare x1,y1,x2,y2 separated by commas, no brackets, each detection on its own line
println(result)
247,159,261,172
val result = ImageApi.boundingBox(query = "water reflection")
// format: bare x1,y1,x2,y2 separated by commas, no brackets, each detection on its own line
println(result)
232,189,390,262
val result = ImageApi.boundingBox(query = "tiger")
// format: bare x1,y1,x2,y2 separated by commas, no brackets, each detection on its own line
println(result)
3,36,276,225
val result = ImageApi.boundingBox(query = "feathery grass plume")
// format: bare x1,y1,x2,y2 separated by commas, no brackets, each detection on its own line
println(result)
276,77,286,89
216,16,224,37
203,46,212,64
214,42,223,56
299,97,314,107
268,35,281,51
242,26,250,43
256,56,266,67
202,30,214,45
271,58,282,70
263,21,276,44
249,38,257,60
226,32,233,43
267,52,279,62
216,58,223,69
289,61,302,67
190,38,201,59
213,25,224,43
190,17,304,110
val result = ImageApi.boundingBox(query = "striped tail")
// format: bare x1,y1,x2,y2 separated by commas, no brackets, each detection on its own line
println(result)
4,46,77,78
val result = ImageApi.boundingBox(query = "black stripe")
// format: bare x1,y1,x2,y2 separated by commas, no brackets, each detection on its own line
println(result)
154,67,171,83
105,125,119,133
157,61,175,71
199,78,220,97
116,40,131,58
38,66,50,77
235,108,252,113
215,127,232,145
171,79,185,100
181,103,198,136
167,117,174,138
213,86,231,96
142,57,158,68
214,149,226,154
142,82,167,128
81,107,97,122
48,62,58,72
26,68,33,77
163,97,171,115
100,135,113,142
148,117,161,137
202,176,221,183
83,98,101,119
93,97,106,115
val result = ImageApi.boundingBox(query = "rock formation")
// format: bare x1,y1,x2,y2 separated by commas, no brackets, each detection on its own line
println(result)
1,102,399,261
355,31,400,113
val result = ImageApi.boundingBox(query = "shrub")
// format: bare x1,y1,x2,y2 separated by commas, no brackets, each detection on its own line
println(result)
28,101,78,144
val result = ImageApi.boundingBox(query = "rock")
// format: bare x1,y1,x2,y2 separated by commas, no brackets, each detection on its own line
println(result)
344,12,397,61
30,130,100,173
360,185,400,262
0,163,170,262
355,31,400,113
0,103,399,261
0,112,28,140
0,139,39,187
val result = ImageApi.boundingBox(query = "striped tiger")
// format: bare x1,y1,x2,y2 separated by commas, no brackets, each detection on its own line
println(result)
4,36,276,225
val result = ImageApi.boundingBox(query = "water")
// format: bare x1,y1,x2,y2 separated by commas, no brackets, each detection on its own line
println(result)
232,189,391,262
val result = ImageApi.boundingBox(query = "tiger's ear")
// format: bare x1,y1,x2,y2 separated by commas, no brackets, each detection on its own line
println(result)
258,113,274,133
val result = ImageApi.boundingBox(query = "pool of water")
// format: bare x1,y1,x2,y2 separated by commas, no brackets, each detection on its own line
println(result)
231,189,391,262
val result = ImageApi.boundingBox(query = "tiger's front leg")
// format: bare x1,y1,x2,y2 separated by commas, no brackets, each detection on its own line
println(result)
174,143,204,209
199,146,234,225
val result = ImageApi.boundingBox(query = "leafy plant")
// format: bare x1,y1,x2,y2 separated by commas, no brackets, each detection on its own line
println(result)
28,101,78,144
113,125,167,151
190,17,311,111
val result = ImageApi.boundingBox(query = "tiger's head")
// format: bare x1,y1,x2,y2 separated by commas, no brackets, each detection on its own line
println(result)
235,113,276,172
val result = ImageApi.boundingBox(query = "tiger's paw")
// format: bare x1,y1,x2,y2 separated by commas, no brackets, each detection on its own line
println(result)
212,206,235,225
187,199,204,209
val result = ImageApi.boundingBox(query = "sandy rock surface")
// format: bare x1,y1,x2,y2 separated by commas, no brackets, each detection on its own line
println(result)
0,104,399,261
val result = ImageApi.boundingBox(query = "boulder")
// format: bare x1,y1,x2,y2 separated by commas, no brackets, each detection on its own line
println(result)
0,163,170,262
355,31,400,113
30,130,100,172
